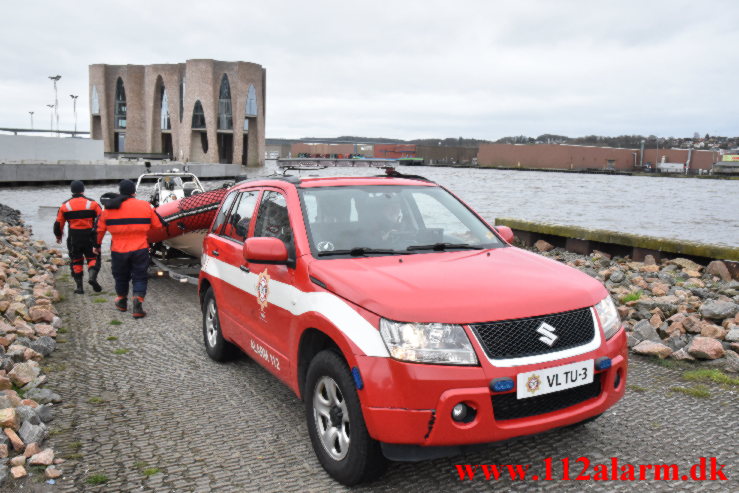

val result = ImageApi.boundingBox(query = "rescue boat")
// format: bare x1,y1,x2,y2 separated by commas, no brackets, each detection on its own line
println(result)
148,186,230,258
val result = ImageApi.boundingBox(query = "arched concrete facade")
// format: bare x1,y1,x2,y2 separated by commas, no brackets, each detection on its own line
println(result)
89,59,265,167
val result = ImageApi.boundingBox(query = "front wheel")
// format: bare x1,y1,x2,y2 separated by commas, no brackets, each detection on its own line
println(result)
201,288,235,361
305,350,387,486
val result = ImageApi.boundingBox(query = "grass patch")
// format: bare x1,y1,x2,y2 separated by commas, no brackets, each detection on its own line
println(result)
12,384,26,398
627,384,648,393
93,297,107,303
70,441,83,451
653,358,681,369
133,461,147,469
682,369,739,386
56,337,68,343
619,290,642,303
112,348,130,355
57,326,68,334
669,385,711,399
42,362,67,373
86,474,109,485
106,336,118,341
110,319,122,326
143,467,161,477
88,397,105,404
64,453,84,460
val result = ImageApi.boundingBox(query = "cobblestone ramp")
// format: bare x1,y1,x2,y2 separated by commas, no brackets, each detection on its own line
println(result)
18,263,739,492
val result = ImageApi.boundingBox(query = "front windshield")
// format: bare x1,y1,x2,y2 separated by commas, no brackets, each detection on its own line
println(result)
300,185,504,256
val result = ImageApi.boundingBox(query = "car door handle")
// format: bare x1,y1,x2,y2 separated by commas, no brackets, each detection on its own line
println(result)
211,250,219,257
240,265,250,273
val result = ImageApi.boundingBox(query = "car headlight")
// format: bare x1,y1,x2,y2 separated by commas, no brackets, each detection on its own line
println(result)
595,296,621,339
379,319,478,365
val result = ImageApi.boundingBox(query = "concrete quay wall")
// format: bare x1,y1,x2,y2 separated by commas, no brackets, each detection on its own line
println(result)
0,162,244,184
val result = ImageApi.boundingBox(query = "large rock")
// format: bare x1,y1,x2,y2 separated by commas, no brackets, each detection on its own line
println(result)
33,324,56,338
28,448,54,466
15,406,40,426
700,300,739,320
726,327,739,342
636,296,679,317
670,258,703,272
24,388,61,405
632,319,661,342
699,322,727,340
670,348,695,361
0,408,18,430
706,260,732,282
4,428,24,452
632,340,673,359
610,270,625,284
28,307,53,323
29,337,56,357
18,421,46,445
8,362,40,387
687,336,725,360
682,315,702,334
534,240,554,252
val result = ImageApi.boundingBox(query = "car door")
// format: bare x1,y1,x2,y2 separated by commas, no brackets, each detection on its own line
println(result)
243,189,298,378
202,189,238,334
209,189,261,350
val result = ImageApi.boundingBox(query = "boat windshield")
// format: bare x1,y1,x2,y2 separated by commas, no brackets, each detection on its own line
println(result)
299,185,504,256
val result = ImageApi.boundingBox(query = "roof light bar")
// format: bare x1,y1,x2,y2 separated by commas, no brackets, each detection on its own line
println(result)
277,157,399,172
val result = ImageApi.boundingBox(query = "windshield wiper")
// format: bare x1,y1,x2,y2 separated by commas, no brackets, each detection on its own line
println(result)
406,242,484,251
317,247,403,257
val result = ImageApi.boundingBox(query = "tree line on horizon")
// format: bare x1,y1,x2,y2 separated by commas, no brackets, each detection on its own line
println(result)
267,133,738,149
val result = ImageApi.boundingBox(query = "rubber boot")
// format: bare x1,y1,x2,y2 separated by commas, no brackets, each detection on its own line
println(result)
132,294,146,319
73,274,84,294
114,296,128,312
87,267,102,292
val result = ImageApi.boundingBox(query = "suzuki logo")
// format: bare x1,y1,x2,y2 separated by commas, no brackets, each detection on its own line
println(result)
536,322,558,346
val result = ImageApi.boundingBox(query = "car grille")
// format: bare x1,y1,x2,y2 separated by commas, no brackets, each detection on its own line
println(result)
491,374,602,421
469,307,595,360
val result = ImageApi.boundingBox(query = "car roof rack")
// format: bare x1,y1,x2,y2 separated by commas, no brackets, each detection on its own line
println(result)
276,158,432,182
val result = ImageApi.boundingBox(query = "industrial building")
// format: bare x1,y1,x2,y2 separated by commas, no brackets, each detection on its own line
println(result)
89,59,265,167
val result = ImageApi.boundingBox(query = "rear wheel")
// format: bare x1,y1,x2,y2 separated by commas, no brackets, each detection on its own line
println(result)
305,350,387,485
202,288,235,361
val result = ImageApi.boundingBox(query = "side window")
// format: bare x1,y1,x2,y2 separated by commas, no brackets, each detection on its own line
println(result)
221,191,259,243
211,191,238,234
253,191,294,257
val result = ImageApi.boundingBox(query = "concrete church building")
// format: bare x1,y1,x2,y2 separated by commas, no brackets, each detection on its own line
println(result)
89,59,265,167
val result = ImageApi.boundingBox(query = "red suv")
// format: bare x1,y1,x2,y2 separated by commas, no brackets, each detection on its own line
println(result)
198,172,627,485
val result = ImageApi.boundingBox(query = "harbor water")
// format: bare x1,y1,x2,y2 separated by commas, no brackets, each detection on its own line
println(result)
1,163,737,248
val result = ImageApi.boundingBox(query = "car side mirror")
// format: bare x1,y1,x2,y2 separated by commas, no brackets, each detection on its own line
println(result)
243,237,289,264
495,226,514,244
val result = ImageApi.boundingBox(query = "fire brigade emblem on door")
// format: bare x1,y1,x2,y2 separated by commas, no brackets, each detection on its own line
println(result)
256,270,271,318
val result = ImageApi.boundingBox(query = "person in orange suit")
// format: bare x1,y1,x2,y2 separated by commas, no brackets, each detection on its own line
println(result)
54,180,103,294
95,180,163,318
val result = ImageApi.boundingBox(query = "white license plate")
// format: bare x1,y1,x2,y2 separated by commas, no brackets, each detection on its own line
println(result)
516,359,594,399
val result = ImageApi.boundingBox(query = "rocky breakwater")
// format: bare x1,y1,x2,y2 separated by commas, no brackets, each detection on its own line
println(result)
532,240,739,372
0,205,65,484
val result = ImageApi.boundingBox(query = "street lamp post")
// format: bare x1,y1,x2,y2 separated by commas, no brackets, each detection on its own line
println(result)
46,104,55,134
70,94,79,135
48,75,61,136
29,111,34,130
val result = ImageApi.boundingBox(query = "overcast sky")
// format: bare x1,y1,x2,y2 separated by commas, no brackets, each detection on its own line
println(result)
1,0,737,140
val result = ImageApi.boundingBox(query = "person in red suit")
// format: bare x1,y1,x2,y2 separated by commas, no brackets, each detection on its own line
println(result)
95,180,163,318
54,180,103,294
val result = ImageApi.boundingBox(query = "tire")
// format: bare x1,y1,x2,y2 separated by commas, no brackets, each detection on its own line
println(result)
305,350,387,486
201,287,235,361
